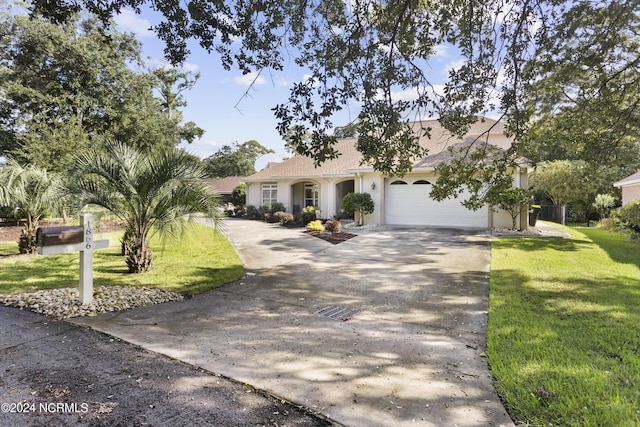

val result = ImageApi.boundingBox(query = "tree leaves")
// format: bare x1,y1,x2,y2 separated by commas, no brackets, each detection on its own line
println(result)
0,10,204,171
23,0,640,202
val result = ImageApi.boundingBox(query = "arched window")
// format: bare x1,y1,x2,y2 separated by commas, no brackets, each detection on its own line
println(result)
390,180,408,185
413,180,431,185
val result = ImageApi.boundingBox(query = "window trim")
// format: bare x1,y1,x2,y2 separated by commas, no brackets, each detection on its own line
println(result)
261,184,278,208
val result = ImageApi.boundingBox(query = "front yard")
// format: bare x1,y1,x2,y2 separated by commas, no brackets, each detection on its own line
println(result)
489,224,640,426
0,222,244,295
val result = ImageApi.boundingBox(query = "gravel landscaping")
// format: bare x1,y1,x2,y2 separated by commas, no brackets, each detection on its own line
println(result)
1,286,183,320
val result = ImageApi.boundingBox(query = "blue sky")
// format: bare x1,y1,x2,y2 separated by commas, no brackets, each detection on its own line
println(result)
113,8,465,170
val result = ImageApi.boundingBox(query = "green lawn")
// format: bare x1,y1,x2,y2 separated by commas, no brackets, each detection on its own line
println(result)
489,224,640,426
0,223,244,295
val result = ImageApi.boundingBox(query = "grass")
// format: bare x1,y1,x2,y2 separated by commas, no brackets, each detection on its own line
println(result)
0,223,244,295
489,223,640,426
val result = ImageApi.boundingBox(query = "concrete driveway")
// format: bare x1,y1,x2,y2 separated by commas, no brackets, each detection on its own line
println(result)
71,219,514,427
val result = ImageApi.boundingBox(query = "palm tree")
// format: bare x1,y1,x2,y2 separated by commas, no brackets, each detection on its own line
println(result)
70,142,223,273
0,161,63,254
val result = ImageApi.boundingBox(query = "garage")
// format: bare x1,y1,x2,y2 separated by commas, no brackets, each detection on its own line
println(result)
384,177,488,228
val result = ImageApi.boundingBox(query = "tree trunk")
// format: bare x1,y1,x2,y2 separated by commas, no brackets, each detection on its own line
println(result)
18,213,38,254
18,229,37,254
124,234,153,273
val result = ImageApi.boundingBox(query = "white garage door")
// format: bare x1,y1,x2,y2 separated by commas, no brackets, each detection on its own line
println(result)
384,177,488,228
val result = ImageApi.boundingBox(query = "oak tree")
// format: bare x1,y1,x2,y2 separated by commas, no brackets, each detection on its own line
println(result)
25,0,640,200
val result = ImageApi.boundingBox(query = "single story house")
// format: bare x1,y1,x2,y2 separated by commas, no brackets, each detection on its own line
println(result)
206,176,247,204
245,117,532,229
614,172,640,206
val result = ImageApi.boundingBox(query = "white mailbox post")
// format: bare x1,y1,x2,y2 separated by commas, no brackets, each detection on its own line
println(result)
37,214,109,305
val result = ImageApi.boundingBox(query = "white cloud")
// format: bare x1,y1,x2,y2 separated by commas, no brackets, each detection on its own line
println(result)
233,72,266,86
114,9,154,39
445,59,466,74
145,57,200,73
181,62,200,73
433,44,449,59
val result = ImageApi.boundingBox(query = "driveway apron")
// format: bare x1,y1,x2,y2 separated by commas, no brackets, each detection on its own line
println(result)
71,219,514,427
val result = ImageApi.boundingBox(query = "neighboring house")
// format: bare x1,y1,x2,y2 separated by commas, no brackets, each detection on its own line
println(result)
206,176,247,205
614,172,640,206
245,117,532,229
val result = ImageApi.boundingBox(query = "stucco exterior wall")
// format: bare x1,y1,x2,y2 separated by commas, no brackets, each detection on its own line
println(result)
622,184,640,206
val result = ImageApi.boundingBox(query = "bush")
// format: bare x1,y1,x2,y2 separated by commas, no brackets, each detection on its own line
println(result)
342,193,374,226
300,206,317,225
274,211,294,225
270,201,285,213
231,183,246,208
592,193,617,220
324,219,342,233
245,205,261,220
306,220,325,232
614,201,640,240
264,212,279,223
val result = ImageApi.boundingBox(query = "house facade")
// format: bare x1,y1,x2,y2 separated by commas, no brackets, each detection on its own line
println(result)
614,172,640,206
245,118,531,229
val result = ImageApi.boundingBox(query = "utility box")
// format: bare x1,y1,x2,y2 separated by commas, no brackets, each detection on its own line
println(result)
36,226,84,247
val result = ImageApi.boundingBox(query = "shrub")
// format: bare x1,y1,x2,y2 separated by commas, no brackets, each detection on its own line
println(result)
300,206,317,225
306,220,325,232
264,212,280,223
230,183,246,208
486,187,531,230
615,201,640,241
274,211,294,225
258,205,270,218
592,193,617,220
324,219,342,233
342,193,374,226
245,205,261,220
270,201,285,213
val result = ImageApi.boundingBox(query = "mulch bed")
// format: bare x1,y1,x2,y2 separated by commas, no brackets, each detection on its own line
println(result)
305,231,357,244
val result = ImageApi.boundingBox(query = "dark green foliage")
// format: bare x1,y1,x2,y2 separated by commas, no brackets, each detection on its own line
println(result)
70,141,223,273
230,183,247,208
530,160,623,223
342,193,374,226
270,202,285,213
615,201,640,238
486,187,531,230
203,141,274,178
0,161,63,254
0,10,202,171
245,205,261,220
299,206,317,226
25,0,640,205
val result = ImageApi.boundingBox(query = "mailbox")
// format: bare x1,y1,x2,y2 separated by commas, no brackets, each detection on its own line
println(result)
36,226,84,247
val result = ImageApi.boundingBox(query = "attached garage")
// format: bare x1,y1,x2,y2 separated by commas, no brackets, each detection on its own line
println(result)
384,177,489,228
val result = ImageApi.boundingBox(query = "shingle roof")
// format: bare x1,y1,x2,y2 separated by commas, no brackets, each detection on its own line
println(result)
246,117,513,181
614,171,640,187
206,176,247,194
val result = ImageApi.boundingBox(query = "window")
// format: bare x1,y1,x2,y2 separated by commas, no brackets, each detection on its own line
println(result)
390,180,408,185
413,180,432,185
261,184,278,208
304,183,319,207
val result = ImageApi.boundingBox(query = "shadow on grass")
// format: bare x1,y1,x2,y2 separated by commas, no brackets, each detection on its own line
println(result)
577,227,640,268
493,236,591,252
489,268,640,426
